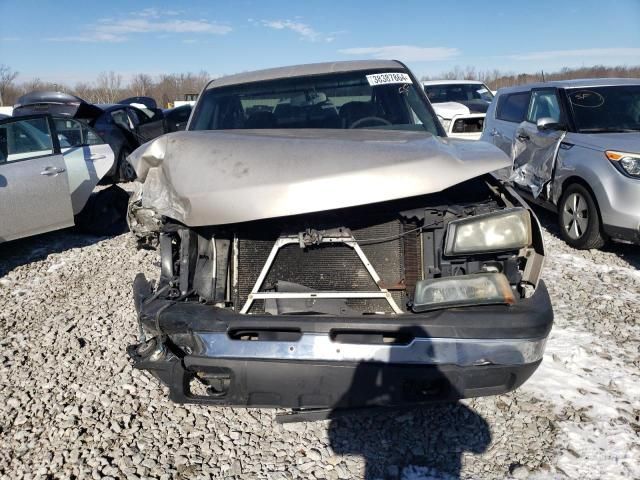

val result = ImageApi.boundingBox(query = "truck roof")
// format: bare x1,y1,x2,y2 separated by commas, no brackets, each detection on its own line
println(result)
205,60,406,90
422,80,486,86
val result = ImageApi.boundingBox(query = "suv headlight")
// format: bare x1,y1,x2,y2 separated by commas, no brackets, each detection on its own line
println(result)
444,208,532,256
606,150,640,177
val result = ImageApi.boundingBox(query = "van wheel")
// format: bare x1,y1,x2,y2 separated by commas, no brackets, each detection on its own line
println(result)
75,185,130,236
117,148,136,182
558,183,605,249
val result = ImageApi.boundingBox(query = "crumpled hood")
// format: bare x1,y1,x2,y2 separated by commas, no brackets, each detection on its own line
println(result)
567,131,640,153
432,100,489,119
129,129,510,226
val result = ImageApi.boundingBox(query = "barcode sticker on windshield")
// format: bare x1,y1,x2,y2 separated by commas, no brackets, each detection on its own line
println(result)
366,72,412,86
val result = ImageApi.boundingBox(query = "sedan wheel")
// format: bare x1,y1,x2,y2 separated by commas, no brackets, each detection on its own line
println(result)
558,183,605,249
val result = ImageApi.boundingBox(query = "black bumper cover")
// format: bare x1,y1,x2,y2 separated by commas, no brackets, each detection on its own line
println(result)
128,280,552,410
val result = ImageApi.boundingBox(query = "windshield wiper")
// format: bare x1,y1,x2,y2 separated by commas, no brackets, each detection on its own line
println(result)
580,127,640,133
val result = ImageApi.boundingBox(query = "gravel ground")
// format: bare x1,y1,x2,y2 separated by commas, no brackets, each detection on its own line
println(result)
0,207,638,479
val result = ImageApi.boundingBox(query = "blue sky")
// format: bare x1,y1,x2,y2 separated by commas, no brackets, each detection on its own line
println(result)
1,0,639,84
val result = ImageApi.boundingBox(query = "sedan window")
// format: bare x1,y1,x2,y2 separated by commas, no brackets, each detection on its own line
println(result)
0,117,54,163
53,118,105,147
111,109,132,130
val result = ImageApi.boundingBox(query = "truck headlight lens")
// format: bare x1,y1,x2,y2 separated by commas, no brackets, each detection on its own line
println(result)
606,150,640,177
437,115,451,132
444,208,532,256
412,273,515,312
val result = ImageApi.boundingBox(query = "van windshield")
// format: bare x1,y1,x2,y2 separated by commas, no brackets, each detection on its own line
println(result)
566,85,640,133
189,70,441,135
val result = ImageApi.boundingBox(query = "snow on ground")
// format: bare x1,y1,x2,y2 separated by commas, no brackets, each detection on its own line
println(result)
523,325,640,478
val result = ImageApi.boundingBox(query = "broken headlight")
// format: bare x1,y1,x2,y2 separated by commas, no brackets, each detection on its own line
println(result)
444,208,532,256
606,150,640,178
412,273,515,312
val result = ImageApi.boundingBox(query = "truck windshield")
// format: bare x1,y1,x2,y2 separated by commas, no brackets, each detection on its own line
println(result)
566,85,640,132
424,83,494,103
189,70,441,135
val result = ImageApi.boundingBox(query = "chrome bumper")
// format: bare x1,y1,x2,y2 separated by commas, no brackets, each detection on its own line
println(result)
195,332,546,367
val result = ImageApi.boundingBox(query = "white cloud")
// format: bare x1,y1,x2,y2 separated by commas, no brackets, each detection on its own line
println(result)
261,19,331,42
509,47,640,61
98,18,231,35
47,11,231,42
339,45,460,62
134,8,181,18
46,32,125,43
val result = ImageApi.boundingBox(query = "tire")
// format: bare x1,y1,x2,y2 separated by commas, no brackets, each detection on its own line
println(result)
117,147,136,183
75,185,130,236
557,183,606,249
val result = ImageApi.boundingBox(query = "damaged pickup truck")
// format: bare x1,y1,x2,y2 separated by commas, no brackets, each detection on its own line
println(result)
127,60,553,419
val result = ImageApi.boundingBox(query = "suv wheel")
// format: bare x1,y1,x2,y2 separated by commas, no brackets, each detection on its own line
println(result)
558,183,605,249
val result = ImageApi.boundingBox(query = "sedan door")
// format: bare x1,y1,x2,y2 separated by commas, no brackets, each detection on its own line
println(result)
53,117,115,214
128,107,166,143
512,88,567,198
0,115,74,242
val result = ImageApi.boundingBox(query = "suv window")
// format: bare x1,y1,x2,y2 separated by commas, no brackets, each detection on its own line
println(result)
527,90,561,123
496,92,531,123
566,85,640,132
0,117,54,163
53,118,104,147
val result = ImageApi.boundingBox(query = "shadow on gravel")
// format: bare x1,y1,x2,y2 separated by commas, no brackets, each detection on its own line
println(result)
328,401,490,479
0,229,110,278
0,186,131,277
530,204,640,270
328,327,493,479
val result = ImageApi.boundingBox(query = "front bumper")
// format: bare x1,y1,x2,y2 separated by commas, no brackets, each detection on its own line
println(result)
128,277,553,410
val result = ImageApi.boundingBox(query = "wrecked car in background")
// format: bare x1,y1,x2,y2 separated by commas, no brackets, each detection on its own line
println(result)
14,92,166,182
482,79,640,249
0,114,127,242
127,60,553,419
423,80,494,140
163,104,193,132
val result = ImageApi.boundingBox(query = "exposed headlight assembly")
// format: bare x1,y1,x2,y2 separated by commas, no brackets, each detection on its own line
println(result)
444,208,532,256
606,150,640,178
412,273,515,312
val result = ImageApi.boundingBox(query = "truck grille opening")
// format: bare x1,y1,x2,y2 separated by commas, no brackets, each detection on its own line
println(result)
453,117,484,134
234,215,416,314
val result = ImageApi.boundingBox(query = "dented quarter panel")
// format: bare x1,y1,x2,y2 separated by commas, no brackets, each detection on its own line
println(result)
129,128,511,226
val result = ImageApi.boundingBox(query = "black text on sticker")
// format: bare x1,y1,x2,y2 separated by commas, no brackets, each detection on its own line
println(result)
366,73,412,86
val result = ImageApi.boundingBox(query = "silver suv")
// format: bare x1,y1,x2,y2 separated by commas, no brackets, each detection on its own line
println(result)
482,79,640,249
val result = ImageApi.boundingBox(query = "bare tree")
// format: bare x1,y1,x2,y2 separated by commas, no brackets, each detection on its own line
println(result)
94,71,123,103
130,73,154,97
0,65,19,106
